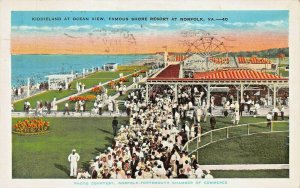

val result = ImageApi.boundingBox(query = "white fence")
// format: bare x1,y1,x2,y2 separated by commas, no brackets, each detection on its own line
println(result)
182,121,289,157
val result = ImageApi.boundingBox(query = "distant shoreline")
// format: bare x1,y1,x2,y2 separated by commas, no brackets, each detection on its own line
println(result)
11,54,152,88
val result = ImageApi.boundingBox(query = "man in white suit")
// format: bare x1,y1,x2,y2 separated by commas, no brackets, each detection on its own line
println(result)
68,149,80,177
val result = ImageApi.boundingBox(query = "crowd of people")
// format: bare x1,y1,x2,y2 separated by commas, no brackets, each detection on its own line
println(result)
76,82,86,93
72,84,288,179
75,85,215,179
16,81,287,127
21,99,56,115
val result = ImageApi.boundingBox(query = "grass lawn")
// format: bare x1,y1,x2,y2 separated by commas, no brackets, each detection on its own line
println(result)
14,70,143,112
196,132,289,165
56,83,133,111
117,65,150,72
186,116,289,134
13,90,77,112
56,72,147,111
211,170,289,178
69,71,133,89
12,117,128,178
186,116,288,155
12,116,289,178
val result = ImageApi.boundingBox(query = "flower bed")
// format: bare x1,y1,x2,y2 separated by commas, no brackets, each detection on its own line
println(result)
69,95,96,102
13,118,50,134
108,81,116,89
132,73,139,77
119,77,129,82
91,86,104,94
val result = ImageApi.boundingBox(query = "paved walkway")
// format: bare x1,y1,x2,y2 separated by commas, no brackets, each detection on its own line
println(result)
55,70,142,104
12,76,148,118
200,164,289,170
12,106,289,118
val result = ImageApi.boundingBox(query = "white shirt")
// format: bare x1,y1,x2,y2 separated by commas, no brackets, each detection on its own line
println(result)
267,114,272,120
273,108,279,114
68,153,80,163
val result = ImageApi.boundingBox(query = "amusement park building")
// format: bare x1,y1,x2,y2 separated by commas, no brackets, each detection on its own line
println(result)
146,63,288,108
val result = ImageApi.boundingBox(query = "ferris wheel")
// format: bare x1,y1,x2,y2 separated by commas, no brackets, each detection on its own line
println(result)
179,29,229,71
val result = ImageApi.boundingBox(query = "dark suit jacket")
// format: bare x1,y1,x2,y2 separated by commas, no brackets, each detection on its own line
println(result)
91,169,98,179
102,172,111,179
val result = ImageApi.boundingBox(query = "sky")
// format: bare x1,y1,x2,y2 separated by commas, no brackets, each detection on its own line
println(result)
11,11,289,54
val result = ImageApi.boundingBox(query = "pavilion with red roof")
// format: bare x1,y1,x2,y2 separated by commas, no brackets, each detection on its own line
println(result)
146,63,288,107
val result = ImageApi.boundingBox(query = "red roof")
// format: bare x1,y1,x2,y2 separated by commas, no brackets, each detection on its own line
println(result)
148,67,287,82
237,57,271,64
168,54,189,62
208,57,230,64
155,64,180,78
193,69,286,80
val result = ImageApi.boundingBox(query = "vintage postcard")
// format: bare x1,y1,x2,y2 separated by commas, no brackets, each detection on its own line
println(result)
0,0,299,188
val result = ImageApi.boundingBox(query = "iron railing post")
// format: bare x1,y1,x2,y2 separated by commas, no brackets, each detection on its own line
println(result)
271,121,273,132
226,127,229,138
247,124,250,135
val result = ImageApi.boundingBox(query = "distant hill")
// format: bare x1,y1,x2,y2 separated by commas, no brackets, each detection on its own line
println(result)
228,48,288,58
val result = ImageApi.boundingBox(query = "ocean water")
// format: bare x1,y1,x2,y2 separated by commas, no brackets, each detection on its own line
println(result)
11,54,151,87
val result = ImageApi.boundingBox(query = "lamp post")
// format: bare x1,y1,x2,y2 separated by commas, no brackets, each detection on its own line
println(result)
27,77,30,97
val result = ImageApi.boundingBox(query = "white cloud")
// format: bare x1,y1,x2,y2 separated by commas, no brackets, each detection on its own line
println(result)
12,26,55,31
65,25,92,31
149,23,169,28
105,24,142,30
224,20,286,27
12,25,92,32
176,22,215,28
256,20,285,27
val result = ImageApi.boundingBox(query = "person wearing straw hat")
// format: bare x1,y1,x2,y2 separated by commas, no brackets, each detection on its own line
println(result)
191,155,198,169
91,164,98,179
102,166,111,179
68,149,80,177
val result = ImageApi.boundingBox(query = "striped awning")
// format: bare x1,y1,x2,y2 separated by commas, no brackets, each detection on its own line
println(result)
193,69,286,80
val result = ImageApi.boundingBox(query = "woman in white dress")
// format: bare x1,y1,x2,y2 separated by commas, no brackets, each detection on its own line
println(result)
79,102,84,116
75,101,79,112
115,102,120,114
190,124,195,139
108,101,114,115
